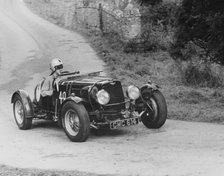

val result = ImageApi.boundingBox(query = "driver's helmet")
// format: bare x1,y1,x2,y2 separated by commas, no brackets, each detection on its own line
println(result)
50,58,63,72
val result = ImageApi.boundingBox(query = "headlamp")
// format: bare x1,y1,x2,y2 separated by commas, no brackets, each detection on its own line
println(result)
127,85,140,100
96,89,110,105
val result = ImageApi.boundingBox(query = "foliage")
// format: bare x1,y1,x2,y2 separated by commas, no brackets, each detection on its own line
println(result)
138,0,162,6
178,59,223,87
171,0,224,65
135,65,151,76
124,2,178,53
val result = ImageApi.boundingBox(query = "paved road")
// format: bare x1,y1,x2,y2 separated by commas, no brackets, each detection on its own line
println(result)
0,0,224,176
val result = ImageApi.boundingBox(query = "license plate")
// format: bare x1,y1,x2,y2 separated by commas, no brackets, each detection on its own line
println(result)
110,117,141,129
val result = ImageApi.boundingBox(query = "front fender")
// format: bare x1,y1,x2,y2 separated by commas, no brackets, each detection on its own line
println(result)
62,96,84,105
138,81,159,102
11,90,34,118
142,81,159,91
59,96,85,116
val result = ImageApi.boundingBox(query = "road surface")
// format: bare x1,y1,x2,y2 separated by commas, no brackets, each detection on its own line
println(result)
0,0,224,176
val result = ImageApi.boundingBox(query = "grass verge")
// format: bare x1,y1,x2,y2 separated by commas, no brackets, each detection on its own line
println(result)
0,164,103,176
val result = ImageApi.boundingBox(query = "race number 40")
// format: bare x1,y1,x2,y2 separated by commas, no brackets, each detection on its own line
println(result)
59,91,66,104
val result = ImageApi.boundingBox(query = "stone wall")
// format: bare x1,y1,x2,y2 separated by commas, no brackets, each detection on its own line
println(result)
25,0,142,40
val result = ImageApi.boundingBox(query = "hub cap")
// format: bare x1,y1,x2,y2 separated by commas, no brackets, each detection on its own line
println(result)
64,110,80,136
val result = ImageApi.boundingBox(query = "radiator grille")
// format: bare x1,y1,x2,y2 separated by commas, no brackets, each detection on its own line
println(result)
102,81,125,112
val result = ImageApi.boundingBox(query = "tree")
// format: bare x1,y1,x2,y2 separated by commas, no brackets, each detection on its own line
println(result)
171,0,224,64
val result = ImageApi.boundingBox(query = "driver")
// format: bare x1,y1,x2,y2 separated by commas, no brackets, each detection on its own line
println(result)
40,58,63,112
41,58,63,97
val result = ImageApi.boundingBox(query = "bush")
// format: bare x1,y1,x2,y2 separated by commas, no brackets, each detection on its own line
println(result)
181,61,223,88
124,31,158,53
171,0,224,65
173,41,224,87
103,32,125,51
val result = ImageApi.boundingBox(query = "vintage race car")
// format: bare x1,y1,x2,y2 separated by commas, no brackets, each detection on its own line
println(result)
11,71,167,142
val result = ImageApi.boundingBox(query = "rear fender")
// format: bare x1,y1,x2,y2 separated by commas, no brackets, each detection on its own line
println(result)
11,90,34,118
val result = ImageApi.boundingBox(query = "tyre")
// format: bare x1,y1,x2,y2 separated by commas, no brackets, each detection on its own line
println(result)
13,95,32,130
33,84,41,105
141,90,167,128
61,101,90,142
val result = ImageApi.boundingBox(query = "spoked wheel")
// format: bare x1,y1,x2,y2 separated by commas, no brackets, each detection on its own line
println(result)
15,100,24,124
141,90,167,128
13,95,32,130
145,97,159,122
64,110,80,136
61,101,90,142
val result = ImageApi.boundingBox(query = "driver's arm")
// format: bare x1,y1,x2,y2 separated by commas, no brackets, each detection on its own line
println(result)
41,77,53,97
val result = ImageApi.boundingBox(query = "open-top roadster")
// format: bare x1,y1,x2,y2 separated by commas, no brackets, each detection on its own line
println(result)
11,71,167,142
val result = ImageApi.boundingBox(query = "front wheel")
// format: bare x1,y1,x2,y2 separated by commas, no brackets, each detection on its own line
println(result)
61,101,90,142
141,90,167,128
13,95,32,130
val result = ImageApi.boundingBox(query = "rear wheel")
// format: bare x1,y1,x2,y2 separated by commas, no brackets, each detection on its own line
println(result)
141,90,167,128
13,95,32,130
61,101,90,142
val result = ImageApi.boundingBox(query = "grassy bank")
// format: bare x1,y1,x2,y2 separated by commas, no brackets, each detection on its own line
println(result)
84,30,224,124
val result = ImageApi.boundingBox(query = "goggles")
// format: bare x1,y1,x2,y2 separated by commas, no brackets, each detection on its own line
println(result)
55,64,63,70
